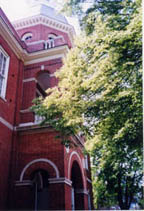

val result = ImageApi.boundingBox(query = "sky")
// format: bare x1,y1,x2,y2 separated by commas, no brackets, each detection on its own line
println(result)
0,0,29,20
0,0,80,33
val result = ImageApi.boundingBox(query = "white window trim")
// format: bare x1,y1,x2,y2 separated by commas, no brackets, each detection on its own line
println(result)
48,34,57,39
21,32,32,41
0,46,10,99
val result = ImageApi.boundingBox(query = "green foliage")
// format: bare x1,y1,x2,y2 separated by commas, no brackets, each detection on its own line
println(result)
58,0,141,34
138,198,144,209
31,2,142,209
32,97,76,147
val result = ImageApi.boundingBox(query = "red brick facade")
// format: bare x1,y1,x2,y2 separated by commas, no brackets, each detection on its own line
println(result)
0,5,93,210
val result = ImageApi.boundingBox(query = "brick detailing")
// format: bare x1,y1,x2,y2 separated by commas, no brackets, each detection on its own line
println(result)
0,7,93,210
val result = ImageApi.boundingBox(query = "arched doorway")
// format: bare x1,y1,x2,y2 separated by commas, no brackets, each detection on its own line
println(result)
71,161,84,210
31,169,49,210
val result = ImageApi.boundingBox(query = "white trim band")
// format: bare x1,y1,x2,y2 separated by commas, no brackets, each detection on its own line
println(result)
20,109,31,113
24,53,64,65
49,73,55,77
75,188,89,195
0,116,13,130
15,177,72,187
87,178,92,184
23,78,37,83
19,122,35,127
15,180,33,186
48,177,72,186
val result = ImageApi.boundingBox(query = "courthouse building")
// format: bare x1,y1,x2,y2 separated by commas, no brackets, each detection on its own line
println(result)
0,1,93,210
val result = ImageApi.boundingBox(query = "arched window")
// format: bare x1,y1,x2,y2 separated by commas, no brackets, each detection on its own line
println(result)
48,33,57,39
21,32,33,41
35,72,50,122
36,72,50,98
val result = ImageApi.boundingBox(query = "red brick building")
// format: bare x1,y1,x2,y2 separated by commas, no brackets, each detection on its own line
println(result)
0,2,93,210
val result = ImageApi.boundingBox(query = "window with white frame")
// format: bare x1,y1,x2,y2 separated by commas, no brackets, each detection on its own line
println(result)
21,32,33,41
0,46,10,98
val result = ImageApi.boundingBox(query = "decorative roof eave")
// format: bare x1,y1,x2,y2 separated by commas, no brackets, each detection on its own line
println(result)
12,15,75,47
0,15,69,64
0,15,26,61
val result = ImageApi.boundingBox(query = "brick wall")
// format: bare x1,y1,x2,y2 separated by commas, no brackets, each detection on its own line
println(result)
16,24,72,50
0,35,23,125
20,58,62,124
0,34,23,209
0,8,93,210
0,123,12,209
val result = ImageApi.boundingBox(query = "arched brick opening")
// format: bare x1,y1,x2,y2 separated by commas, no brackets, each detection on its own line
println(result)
68,151,86,189
13,159,60,210
71,161,85,210
20,158,60,181
36,71,51,97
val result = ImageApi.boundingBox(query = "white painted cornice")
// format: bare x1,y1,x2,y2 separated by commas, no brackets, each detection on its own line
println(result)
12,15,75,46
24,45,69,65
0,17,26,61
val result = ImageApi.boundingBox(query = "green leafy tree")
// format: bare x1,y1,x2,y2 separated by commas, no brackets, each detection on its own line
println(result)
58,0,141,34
32,3,142,209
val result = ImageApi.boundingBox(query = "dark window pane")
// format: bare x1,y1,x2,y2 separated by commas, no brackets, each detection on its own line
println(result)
0,75,3,95
2,56,6,75
0,53,3,73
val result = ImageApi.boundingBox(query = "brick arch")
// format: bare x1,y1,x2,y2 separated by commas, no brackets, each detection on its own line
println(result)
48,33,57,38
36,70,50,78
20,158,60,181
21,31,33,41
71,160,84,188
68,151,86,189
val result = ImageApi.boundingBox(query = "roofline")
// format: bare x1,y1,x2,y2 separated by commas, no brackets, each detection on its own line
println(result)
12,14,75,46
0,8,27,49
0,8,71,63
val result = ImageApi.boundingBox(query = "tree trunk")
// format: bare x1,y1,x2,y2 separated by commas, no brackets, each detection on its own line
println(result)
118,175,134,210
117,173,125,209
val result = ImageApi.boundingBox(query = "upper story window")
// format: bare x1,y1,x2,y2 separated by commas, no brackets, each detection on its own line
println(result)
21,32,33,41
35,72,50,123
36,72,50,98
48,34,57,39
44,33,57,49
0,46,10,99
